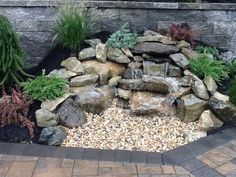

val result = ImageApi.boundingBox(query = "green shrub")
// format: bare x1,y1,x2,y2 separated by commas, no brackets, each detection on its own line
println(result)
55,0,89,53
107,24,138,49
227,60,236,77
195,45,219,58
189,54,229,83
22,70,68,101
229,79,236,106
0,15,27,87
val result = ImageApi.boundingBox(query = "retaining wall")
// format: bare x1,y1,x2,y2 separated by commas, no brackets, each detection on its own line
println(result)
0,0,236,68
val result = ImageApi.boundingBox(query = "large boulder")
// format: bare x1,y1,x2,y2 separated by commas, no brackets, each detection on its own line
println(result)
79,47,96,60
129,91,172,115
169,53,189,69
107,48,131,64
82,60,125,85
137,34,176,45
143,61,168,77
61,57,84,75
85,38,102,48
74,86,114,114
212,92,229,102
47,69,77,80
36,109,59,127
69,74,98,87
39,126,67,146
177,94,207,122
208,98,236,125
56,98,87,128
199,110,223,131
41,93,71,112
143,75,180,94
133,42,179,55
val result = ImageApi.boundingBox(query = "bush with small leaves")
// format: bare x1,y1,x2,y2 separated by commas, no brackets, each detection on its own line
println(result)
195,45,220,59
22,70,68,101
107,24,138,49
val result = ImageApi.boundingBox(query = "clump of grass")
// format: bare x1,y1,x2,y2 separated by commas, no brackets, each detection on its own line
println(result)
22,70,68,101
189,54,229,83
54,0,89,54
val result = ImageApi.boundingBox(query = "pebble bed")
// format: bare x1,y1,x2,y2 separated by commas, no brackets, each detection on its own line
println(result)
62,100,206,152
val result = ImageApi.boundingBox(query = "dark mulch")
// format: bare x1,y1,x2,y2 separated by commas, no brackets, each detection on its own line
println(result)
0,31,112,144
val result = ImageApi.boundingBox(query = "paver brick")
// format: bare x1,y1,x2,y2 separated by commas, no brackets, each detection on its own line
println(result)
74,160,98,167
73,166,98,176
0,160,12,177
7,160,36,177
33,167,72,177
215,162,236,175
161,165,176,174
137,164,162,174
112,166,137,175
61,159,75,168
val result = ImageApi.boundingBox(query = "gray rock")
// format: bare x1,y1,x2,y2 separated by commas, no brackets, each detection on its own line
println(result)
123,68,143,79
219,51,236,63
118,79,144,90
108,76,122,87
143,61,168,77
133,42,179,55
107,48,131,64
121,48,133,58
137,35,176,45
69,74,98,87
61,57,84,75
39,126,67,146
116,98,130,109
176,40,191,49
180,75,194,87
128,62,142,69
133,56,143,62
79,47,96,60
169,53,189,69
36,109,59,127
177,94,207,122
143,75,180,94
209,98,236,125
85,38,102,48
199,110,223,131
192,80,210,100
47,69,77,80
212,92,229,102
117,88,132,100
74,86,114,114
96,43,107,63
57,98,87,128
203,76,217,95
41,93,71,112
143,30,160,36
129,91,173,115
181,48,199,59
168,65,182,77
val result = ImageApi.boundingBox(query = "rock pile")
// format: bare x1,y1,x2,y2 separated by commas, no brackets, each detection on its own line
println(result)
36,30,236,146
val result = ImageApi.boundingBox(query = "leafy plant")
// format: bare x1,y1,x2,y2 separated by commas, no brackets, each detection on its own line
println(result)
195,45,219,58
229,79,236,106
168,23,198,48
22,70,68,101
0,88,35,138
54,0,89,54
0,15,28,87
107,24,138,49
189,54,229,82
227,60,236,77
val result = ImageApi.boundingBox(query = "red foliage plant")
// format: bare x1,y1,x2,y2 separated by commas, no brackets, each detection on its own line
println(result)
168,23,198,48
0,88,35,138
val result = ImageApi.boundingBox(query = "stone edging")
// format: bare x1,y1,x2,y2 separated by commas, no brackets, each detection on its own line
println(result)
1,127,235,164
0,0,236,10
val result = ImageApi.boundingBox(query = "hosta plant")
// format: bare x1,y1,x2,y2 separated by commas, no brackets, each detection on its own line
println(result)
189,54,229,83
0,15,28,87
168,23,197,48
107,24,138,49
54,0,89,55
22,70,68,101
0,88,35,138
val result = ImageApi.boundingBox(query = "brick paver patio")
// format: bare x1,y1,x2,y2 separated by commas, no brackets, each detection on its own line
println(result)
0,129,235,177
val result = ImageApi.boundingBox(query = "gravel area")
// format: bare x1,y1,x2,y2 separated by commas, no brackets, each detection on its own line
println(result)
62,99,206,152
